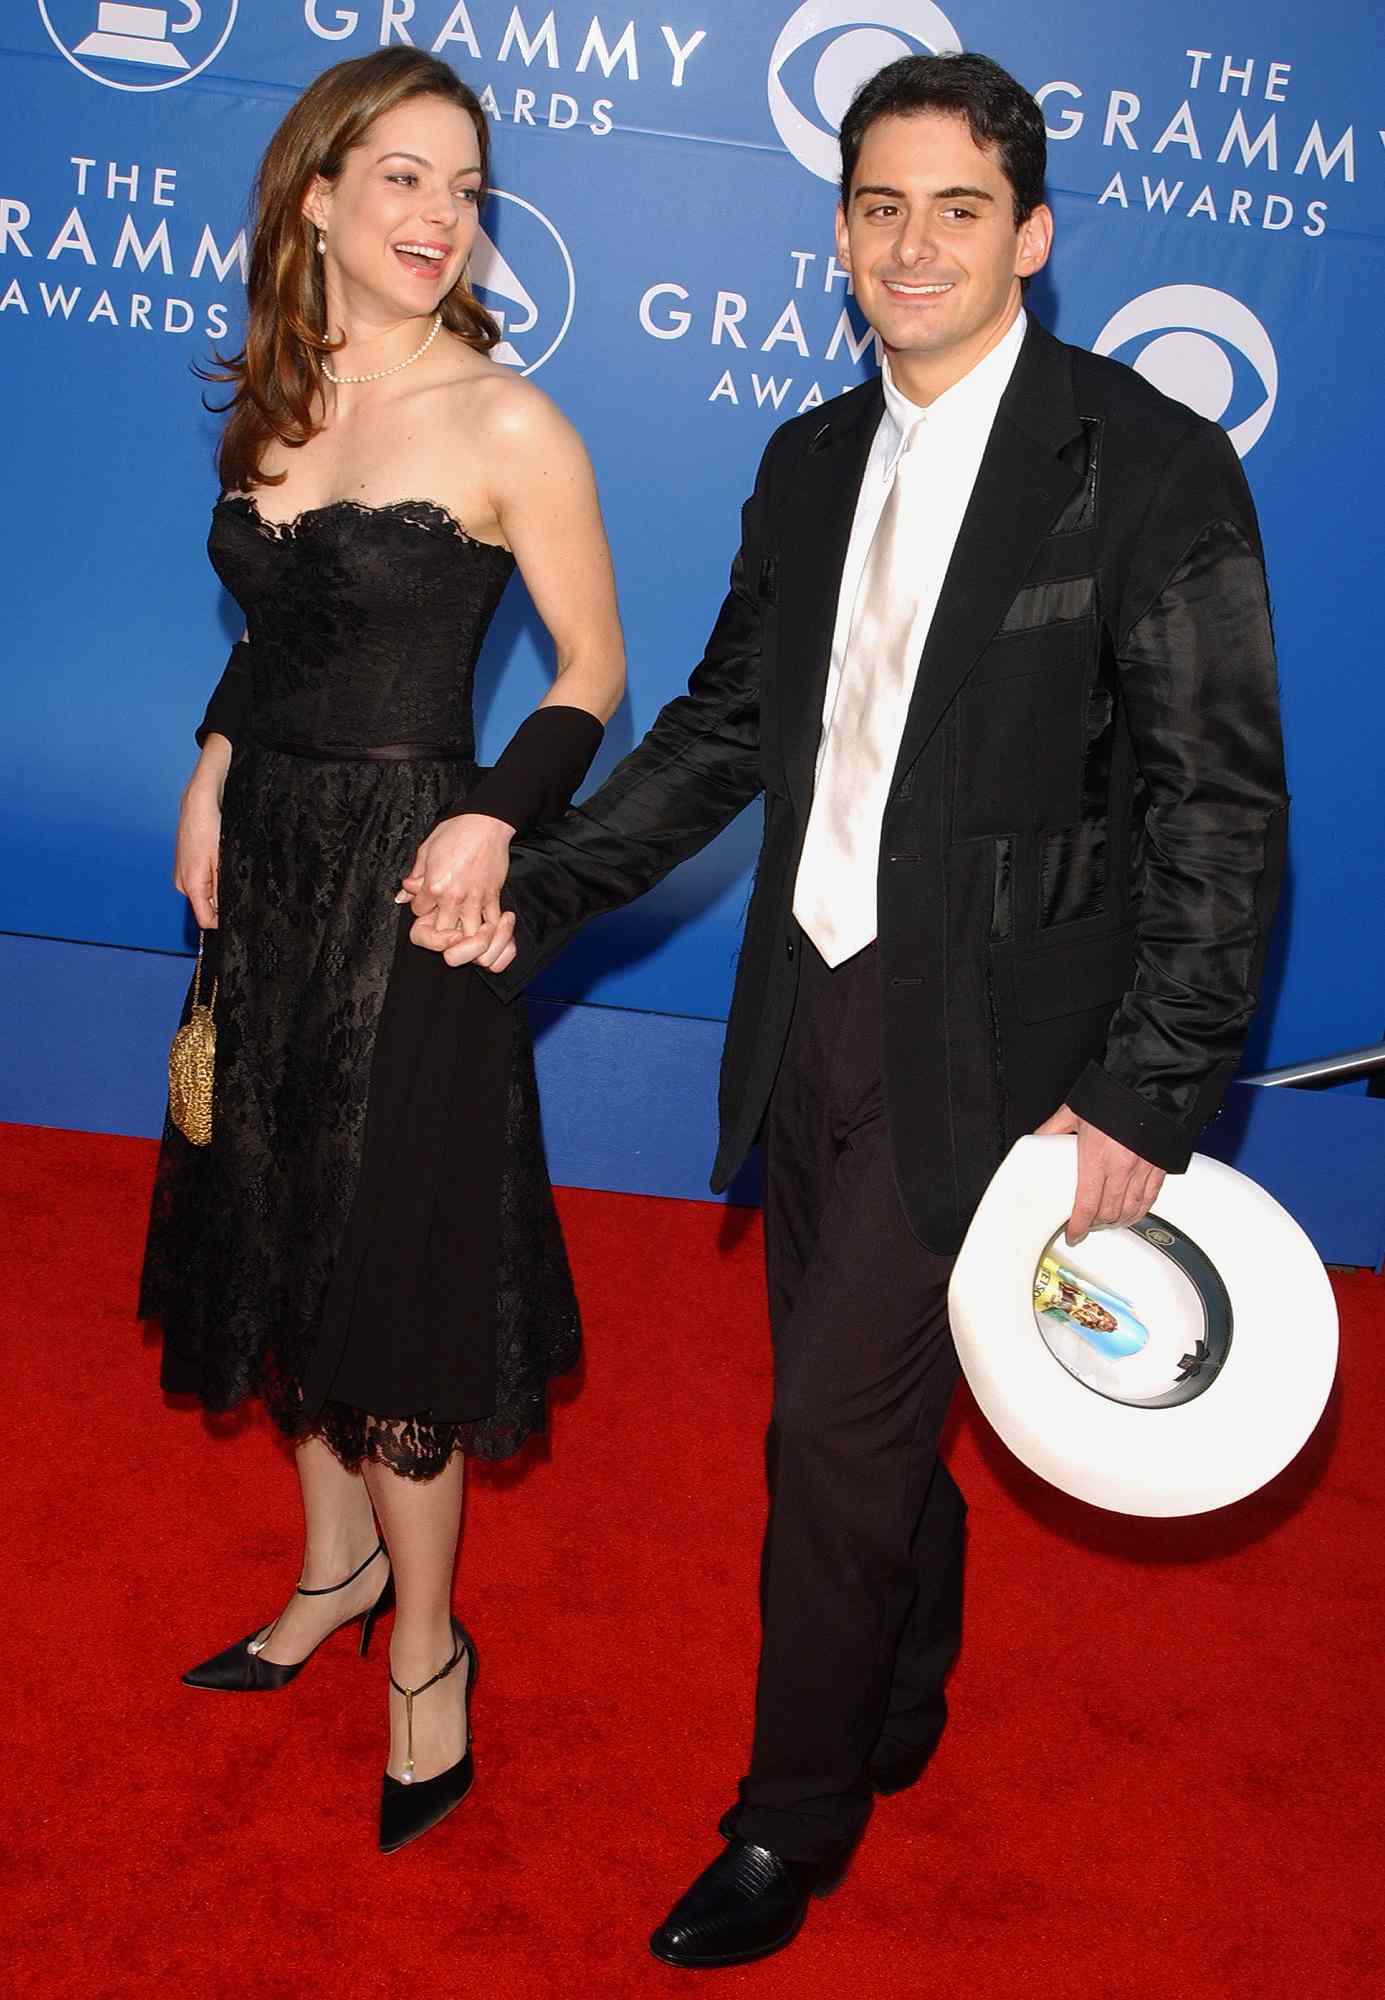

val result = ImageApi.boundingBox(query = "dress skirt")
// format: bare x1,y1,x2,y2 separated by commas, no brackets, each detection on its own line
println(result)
140,737,580,1478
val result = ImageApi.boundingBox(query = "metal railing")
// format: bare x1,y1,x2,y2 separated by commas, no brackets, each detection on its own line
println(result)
1242,1042,1385,1089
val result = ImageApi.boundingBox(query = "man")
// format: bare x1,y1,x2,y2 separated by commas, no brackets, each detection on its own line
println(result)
416,51,1286,1968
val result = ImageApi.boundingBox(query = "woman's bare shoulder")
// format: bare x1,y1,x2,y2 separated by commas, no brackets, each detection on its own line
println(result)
404,346,592,536
440,353,578,454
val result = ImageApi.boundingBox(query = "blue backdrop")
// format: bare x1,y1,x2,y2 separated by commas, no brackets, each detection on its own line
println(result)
3,3,1384,1250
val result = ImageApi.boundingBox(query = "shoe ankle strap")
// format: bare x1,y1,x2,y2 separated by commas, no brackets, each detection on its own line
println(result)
296,1538,386,1597
388,1624,467,1784
388,1627,464,1703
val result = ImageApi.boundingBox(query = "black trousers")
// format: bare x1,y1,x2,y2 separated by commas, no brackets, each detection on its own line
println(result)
731,940,966,1866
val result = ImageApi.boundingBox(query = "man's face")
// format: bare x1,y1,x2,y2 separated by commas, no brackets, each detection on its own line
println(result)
835,111,1051,393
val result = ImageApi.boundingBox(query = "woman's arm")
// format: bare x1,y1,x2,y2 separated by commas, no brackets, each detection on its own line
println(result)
399,383,626,954
175,634,248,929
174,732,230,929
486,384,625,728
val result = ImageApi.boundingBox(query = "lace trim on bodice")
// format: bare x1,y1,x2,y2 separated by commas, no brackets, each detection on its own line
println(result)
219,492,512,559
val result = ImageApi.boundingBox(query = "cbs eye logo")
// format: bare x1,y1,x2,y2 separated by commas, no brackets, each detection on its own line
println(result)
1093,285,1279,458
768,1,963,184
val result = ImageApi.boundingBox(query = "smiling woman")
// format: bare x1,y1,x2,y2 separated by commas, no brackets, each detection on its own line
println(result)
203,50,500,491
140,45,624,1863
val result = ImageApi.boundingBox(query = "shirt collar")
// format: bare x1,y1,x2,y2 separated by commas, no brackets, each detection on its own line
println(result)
878,307,1027,473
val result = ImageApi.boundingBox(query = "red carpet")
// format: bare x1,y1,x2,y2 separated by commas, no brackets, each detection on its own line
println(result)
3,1120,1382,1999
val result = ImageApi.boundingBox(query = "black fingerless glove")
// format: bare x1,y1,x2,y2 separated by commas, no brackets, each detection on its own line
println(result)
195,639,252,748
451,704,604,834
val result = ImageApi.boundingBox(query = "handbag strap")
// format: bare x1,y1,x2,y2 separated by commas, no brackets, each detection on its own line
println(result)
191,931,217,1014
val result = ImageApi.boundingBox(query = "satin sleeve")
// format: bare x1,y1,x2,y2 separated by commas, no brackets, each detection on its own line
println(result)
1066,424,1289,1169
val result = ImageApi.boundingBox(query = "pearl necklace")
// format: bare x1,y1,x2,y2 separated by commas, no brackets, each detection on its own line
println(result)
321,313,442,385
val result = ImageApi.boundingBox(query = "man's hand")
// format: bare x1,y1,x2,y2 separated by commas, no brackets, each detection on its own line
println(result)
398,811,519,970
432,908,518,972
408,900,518,971
1034,1104,1165,1245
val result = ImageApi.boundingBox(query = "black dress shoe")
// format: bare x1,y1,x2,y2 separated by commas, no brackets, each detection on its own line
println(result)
649,1838,832,1969
380,1746,474,1854
379,1618,477,1854
182,1541,394,1691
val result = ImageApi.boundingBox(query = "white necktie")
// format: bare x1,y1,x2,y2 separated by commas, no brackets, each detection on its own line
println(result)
793,420,926,966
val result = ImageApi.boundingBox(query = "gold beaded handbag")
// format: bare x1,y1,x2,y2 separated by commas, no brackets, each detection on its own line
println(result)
168,931,218,1148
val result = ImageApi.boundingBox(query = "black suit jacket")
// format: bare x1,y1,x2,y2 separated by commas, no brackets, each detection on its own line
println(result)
494,317,1288,1253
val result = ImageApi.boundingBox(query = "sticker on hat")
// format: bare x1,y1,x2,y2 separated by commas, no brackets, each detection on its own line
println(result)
949,1136,1338,1517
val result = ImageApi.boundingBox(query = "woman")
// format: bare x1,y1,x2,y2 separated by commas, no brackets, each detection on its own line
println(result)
140,47,624,1854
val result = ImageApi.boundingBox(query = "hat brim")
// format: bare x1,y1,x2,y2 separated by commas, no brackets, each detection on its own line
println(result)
948,1136,1338,1517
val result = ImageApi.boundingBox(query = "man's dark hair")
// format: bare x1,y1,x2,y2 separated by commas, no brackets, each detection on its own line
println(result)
838,51,1046,224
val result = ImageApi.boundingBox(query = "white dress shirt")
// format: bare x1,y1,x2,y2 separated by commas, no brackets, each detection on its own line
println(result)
794,309,1027,961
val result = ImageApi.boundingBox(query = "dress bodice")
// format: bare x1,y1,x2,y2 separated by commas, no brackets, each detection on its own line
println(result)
208,495,515,755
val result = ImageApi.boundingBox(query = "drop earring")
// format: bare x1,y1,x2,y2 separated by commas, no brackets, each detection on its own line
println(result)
317,231,326,254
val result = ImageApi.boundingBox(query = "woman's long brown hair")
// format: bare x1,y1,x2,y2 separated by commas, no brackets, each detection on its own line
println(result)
206,48,499,495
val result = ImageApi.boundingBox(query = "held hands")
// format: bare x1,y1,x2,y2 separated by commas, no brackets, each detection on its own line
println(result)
397,811,520,973
1033,1103,1165,1245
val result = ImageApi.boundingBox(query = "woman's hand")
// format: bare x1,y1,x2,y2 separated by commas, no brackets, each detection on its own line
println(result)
173,742,229,929
398,811,515,958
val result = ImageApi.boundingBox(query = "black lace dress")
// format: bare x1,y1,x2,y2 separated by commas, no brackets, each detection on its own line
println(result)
140,496,580,1477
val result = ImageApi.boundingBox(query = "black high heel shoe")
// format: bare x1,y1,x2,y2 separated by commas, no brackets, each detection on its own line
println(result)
379,1616,476,1854
182,1540,395,1691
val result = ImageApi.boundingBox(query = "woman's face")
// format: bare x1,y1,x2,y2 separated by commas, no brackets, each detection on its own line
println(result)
311,94,483,325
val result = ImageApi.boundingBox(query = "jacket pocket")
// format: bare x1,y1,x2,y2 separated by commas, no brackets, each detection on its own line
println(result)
954,619,1090,837
997,927,1135,1025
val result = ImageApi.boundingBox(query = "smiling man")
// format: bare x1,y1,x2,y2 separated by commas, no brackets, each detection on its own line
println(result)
419,51,1287,1966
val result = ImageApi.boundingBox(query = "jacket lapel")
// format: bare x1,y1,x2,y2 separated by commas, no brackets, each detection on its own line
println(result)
890,319,1087,792
777,379,882,815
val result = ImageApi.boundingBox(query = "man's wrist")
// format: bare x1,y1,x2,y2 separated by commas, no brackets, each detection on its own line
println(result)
1066,1061,1191,1174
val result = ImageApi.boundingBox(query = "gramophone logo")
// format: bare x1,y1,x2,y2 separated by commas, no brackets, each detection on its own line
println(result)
38,1,238,92
470,190,576,378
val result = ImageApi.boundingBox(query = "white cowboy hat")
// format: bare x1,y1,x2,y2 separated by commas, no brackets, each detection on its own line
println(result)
947,1135,1338,1517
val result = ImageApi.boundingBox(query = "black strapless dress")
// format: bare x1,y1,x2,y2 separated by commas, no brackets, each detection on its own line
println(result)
139,497,579,1476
